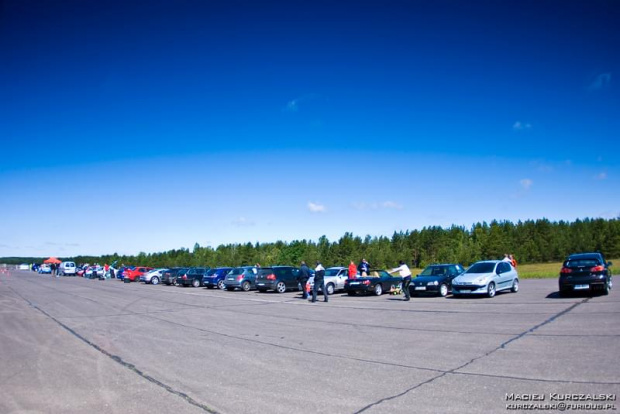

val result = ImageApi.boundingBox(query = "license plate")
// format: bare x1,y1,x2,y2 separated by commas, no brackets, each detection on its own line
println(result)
227,277,234,280
415,286,426,291
350,282,359,285
574,284,589,290
257,283,265,286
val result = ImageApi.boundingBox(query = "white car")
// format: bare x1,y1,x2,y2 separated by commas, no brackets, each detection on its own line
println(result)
59,261,77,276
308,266,350,295
140,268,168,285
451,260,519,298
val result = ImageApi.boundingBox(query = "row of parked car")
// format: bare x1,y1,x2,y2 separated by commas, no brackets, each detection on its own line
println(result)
92,252,612,298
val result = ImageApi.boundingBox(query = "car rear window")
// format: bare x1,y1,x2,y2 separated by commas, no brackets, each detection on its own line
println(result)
565,259,600,267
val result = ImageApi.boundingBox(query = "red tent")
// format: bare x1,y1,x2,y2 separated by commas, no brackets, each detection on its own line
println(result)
44,257,61,264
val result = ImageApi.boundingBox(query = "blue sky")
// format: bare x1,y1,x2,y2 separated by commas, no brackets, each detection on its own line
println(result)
1,0,618,257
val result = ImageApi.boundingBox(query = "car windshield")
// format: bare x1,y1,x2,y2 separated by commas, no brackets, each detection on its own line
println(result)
205,269,217,276
229,268,244,275
324,269,341,276
465,262,496,274
420,266,446,276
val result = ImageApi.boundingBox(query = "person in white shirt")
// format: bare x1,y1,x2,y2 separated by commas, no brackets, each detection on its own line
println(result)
390,260,412,301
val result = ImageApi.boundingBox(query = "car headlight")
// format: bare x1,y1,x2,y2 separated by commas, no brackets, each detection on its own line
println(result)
427,281,438,286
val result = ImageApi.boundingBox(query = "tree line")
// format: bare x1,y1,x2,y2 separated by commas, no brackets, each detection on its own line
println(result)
4,217,619,269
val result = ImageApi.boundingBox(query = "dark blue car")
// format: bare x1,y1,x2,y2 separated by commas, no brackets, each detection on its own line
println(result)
202,267,234,290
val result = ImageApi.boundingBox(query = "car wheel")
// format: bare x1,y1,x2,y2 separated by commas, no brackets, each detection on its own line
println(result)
326,283,335,295
192,279,200,288
511,279,519,293
439,283,448,297
487,282,496,298
242,281,251,292
374,284,383,296
217,280,226,290
275,281,286,293
603,280,610,295
151,276,160,285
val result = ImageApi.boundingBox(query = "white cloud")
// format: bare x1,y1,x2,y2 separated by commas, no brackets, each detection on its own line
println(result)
513,121,532,131
382,201,403,210
308,202,326,213
231,217,255,226
595,172,607,180
520,179,533,190
588,73,611,91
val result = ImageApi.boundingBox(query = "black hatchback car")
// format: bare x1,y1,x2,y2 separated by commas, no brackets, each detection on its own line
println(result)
177,267,211,288
559,252,612,296
255,266,301,293
410,263,465,297
162,267,188,286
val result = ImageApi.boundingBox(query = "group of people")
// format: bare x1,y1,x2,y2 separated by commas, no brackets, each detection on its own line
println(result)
297,258,414,303
503,254,518,268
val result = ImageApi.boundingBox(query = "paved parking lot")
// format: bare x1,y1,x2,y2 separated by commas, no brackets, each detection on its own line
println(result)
1,270,618,414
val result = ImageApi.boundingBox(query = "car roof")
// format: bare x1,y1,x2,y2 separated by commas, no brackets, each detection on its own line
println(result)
567,252,603,260
326,266,346,270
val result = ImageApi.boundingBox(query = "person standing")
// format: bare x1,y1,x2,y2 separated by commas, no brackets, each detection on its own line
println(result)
358,259,370,277
390,260,412,301
312,262,328,303
299,261,311,299
348,260,357,279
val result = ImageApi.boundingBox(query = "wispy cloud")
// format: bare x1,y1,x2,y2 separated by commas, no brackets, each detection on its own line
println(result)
513,121,532,131
588,72,611,91
308,202,326,213
231,217,255,226
283,93,320,113
599,210,620,219
520,178,533,190
352,201,404,210
595,172,607,180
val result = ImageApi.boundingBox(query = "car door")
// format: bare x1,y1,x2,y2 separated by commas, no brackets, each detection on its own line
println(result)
496,262,513,291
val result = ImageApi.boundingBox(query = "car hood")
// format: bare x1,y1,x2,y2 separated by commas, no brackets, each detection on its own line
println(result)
413,275,449,283
453,272,493,283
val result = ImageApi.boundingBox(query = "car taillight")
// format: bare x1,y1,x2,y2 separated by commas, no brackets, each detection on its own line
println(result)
362,280,371,285
590,265,605,272
266,273,276,280
236,275,244,281
560,267,572,274
182,274,187,279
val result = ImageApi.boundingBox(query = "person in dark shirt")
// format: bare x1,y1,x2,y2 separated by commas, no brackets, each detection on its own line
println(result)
299,261,311,299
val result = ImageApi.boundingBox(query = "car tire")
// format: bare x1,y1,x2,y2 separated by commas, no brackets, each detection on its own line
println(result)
487,282,496,298
192,279,200,288
275,281,286,293
603,280,610,295
439,283,448,297
511,279,519,293
151,276,160,285
217,280,225,290
374,284,383,296
326,283,335,295
242,281,251,291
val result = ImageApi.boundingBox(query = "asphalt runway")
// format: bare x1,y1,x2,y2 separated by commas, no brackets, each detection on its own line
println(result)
1,269,618,414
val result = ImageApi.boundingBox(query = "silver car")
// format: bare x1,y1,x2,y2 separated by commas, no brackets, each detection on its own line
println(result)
308,266,350,295
451,260,519,298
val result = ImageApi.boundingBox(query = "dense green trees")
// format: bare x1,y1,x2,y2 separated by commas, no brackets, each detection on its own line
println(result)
4,218,619,269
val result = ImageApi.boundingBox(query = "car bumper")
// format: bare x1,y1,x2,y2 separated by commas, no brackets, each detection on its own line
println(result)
345,283,372,293
452,284,488,295
560,279,608,292
202,279,218,287
410,284,441,293
255,281,277,290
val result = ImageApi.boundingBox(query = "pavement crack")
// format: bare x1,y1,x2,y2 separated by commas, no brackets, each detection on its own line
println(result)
353,297,593,413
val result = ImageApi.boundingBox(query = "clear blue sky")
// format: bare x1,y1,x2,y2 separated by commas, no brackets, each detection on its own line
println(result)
1,0,618,257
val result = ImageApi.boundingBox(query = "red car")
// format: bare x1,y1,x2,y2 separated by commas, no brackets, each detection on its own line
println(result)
123,266,154,282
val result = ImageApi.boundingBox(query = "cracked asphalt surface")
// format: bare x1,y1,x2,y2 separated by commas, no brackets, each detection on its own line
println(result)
1,269,618,413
